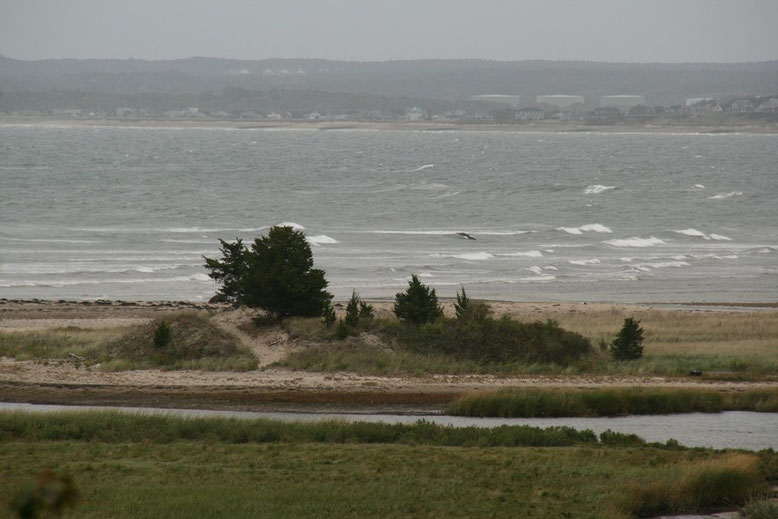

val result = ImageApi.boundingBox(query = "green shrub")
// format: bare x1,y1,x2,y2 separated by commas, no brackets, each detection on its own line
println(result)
610,317,645,360
344,290,373,327
153,320,171,348
321,300,336,327
336,319,350,340
454,286,470,320
394,274,443,325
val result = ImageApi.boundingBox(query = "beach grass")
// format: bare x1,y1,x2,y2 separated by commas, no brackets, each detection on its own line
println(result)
1,411,775,518
446,387,778,418
278,307,778,378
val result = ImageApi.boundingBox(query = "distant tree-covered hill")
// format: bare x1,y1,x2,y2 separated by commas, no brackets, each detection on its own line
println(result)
1,56,776,112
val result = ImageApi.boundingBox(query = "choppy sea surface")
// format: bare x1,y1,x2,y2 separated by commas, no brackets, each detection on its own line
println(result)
1,124,776,302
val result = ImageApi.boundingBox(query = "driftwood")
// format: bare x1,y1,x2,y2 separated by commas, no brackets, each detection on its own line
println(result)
67,352,86,361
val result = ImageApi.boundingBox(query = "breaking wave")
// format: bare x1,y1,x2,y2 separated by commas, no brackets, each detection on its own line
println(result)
674,229,732,241
604,237,666,248
584,185,615,194
498,250,543,258
709,191,743,200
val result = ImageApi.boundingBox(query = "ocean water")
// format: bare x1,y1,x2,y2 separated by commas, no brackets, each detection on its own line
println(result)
1,124,776,302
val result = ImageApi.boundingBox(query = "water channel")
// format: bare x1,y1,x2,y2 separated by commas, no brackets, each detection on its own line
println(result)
1,403,776,451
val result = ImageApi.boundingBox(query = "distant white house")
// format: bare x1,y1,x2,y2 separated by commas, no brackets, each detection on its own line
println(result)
265,112,282,120
515,107,545,121
756,98,778,113
307,111,322,120
686,97,714,107
406,107,425,121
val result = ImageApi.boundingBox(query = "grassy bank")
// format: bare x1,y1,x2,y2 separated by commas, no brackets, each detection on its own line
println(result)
447,387,778,417
0,312,257,371
1,412,775,518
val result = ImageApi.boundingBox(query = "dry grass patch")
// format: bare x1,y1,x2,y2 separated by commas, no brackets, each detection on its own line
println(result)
101,311,257,371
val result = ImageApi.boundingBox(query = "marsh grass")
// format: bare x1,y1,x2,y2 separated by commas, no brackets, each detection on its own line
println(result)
0,410,598,446
1,412,774,519
617,454,767,516
740,499,778,519
447,387,778,417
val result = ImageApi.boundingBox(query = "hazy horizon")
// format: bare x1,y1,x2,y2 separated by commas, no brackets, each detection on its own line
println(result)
2,0,777,63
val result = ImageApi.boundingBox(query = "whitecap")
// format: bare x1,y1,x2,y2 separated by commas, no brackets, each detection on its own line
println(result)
604,237,666,248
276,222,305,231
569,258,601,265
409,164,435,172
708,191,743,200
558,223,612,235
584,185,615,194
452,252,494,261
499,250,543,258
709,234,732,241
519,274,556,282
636,261,690,269
307,234,339,246
690,184,706,190
675,228,707,238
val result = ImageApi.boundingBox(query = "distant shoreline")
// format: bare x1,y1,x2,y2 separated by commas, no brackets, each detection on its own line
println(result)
3,115,778,134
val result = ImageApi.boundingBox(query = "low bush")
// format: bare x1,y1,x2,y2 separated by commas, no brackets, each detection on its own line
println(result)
383,315,592,365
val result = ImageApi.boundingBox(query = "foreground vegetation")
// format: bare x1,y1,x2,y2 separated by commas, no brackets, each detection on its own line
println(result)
447,387,778,418
2,411,776,518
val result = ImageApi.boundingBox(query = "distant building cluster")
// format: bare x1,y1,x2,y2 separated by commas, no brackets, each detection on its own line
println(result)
11,92,778,125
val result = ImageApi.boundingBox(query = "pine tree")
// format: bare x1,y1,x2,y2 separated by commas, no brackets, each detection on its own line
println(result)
454,286,470,320
610,317,645,360
394,274,443,325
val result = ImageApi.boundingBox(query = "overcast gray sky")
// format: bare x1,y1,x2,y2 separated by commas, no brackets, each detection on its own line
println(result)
1,0,777,62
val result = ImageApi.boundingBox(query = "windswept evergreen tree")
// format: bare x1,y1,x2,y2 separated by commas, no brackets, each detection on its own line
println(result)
203,238,247,303
204,226,332,319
